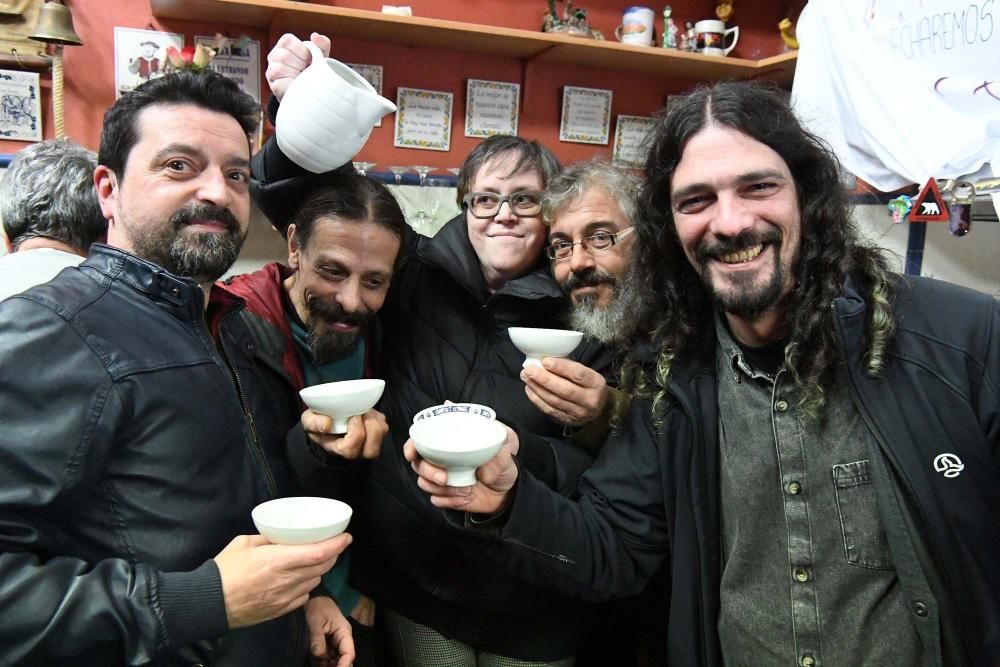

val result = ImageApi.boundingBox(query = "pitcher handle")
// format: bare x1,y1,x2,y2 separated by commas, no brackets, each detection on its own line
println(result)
303,40,326,69
724,25,740,55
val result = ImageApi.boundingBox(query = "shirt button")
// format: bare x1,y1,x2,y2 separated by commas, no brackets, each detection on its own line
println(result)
914,602,928,617
794,567,810,583
787,481,802,495
801,656,816,667
775,399,789,412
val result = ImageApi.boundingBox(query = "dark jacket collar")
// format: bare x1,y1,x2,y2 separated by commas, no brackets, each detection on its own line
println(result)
82,243,206,311
418,214,564,304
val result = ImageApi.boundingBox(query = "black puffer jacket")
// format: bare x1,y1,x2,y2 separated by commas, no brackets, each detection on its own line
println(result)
0,245,308,665
357,216,607,659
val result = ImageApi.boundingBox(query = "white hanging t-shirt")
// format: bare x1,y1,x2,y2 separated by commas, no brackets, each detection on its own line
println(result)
791,0,1000,191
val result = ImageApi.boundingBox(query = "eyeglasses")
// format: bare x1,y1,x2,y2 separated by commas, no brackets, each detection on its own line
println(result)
462,191,542,219
546,227,635,261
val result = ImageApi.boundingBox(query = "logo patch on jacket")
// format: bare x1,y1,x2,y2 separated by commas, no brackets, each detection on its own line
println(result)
932,453,964,478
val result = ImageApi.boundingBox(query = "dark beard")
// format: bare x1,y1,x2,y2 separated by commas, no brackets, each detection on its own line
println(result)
128,203,244,283
307,295,375,364
695,229,785,321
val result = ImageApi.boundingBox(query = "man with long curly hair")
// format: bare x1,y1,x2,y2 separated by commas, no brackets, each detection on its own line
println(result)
407,82,1000,665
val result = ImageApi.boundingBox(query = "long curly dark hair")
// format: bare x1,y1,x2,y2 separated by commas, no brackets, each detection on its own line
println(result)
618,82,897,420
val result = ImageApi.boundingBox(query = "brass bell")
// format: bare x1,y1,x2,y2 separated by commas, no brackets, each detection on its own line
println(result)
29,0,83,46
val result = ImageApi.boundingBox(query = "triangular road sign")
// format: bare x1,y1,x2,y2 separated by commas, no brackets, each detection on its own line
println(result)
909,178,950,222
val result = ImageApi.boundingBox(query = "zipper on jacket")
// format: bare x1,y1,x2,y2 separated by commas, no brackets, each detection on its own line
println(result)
504,537,576,564
218,331,278,496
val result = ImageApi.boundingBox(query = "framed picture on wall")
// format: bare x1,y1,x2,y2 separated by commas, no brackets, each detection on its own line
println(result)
612,115,655,168
394,87,453,152
559,86,612,145
195,35,261,105
114,27,184,99
465,79,519,138
0,69,42,142
346,64,384,126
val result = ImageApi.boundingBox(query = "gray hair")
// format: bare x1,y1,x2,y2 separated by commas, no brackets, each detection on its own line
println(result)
541,159,640,227
1,138,104,252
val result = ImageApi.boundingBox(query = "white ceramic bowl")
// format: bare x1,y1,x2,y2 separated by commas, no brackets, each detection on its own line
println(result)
413,403,496,423
299,379,385,434
507,327,584,368
252,496,353,545
409,411,508,487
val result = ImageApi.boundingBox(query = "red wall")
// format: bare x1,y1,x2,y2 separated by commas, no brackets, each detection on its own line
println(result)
1,0,803,169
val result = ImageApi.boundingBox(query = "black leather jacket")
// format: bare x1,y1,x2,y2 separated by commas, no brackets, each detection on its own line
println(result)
0,245,307,665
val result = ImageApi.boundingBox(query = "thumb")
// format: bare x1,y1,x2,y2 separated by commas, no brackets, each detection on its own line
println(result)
309,619,329,657
245,533,271,547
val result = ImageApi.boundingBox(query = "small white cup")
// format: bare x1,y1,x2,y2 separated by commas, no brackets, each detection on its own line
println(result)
299,379,386,434
409,412,508,487
508,327,583,369
614,6,656,46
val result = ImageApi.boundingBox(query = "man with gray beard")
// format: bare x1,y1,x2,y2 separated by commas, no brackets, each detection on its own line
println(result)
521,159,659,667
519,159,637,436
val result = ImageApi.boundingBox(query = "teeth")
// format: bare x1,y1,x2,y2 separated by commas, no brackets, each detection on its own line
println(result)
719,244,764,264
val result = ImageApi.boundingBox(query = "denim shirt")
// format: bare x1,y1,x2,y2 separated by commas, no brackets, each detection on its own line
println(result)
714,316,925,667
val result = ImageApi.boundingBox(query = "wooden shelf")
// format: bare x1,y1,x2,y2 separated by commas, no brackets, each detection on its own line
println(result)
150,0,796,85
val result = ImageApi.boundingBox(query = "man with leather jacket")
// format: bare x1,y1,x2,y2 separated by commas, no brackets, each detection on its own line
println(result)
0,70,353,665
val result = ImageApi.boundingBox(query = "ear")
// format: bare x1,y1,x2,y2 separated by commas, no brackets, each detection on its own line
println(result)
2,230,12,254
94,165,118,223
286,223,300,270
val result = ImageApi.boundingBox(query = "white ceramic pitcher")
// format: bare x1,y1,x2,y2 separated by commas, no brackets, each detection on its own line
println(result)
276,41,396,174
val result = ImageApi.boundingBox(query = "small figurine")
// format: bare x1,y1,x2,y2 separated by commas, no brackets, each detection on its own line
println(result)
684,20,696,51
542,0,600,39
887,195,912,225
716,1,734,23
779,18,799,50
662,5,678,48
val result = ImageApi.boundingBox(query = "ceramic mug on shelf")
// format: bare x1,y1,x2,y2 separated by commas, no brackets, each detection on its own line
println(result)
694,19,739,56
614,6,656,46
275,41,397,174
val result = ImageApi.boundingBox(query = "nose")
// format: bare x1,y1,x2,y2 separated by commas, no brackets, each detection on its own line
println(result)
492,199,517,224
195,168,231,208
336,279,363,313
711,192,755,238
567,241,596,274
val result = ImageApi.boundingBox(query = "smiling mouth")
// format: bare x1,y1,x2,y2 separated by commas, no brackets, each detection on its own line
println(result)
717,243,765,264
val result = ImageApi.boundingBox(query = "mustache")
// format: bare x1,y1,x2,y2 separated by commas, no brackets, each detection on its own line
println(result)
695,229,782,262
307,295,373,329
562,267,617,293
170,203,241,234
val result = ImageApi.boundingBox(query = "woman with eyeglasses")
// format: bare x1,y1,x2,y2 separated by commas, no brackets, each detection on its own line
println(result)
252,38,613,666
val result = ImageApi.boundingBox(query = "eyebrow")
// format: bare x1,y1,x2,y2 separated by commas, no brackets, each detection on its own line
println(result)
550,220,619,239
316,257,393,279
671,169,788,202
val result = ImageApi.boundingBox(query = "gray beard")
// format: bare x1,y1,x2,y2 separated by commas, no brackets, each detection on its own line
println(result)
569,292,628,345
